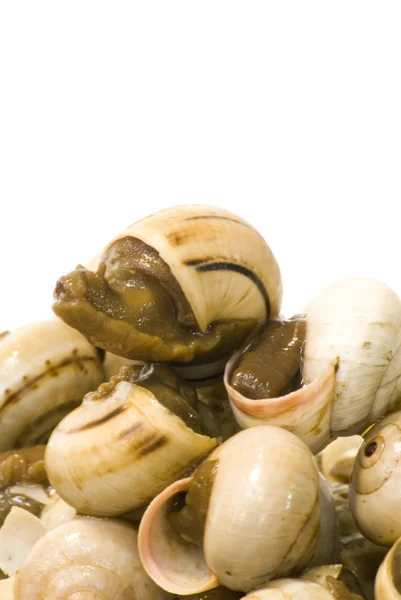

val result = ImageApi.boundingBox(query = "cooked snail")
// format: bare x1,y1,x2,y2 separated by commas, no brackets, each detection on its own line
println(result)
238,571,363,599
375,534,401,599
318,435,363,485
13,517,170,599
53,205,282,368
138,426,338,595
349,410,401,546
225,278,401,453
0,319,104,450
45,364,218,516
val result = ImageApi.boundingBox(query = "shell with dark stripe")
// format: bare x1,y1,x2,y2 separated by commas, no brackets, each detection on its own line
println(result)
53,205,282,365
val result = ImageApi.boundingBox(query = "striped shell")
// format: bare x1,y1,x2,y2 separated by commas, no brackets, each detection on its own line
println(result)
0,319,104,450
45,368,217,517
53,205,282,367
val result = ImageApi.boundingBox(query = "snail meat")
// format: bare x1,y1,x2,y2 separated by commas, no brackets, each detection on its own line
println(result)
53,205,282,367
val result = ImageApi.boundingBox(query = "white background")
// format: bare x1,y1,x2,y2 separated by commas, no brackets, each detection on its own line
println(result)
1,3,400,332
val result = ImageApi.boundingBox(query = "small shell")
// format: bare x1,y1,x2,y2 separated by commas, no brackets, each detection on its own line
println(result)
226,278,401,453
0,319,104,450
239,577,362,599
139,426,337,594
375,535,401,599
349,410,401,546
53,205,282,365
317,436,363,485
46,365,217,516
14,518,170,600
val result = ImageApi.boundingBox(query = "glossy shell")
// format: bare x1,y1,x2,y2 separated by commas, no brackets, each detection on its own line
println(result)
45,370,217,516
14,518,170,600
139,426,337,594
349,410,401,546
0,319,104,450
226,278,401,453
54,205,282,365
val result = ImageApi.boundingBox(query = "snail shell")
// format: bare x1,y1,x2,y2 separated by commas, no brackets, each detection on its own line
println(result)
53,205,282,366
375,535,401,599
45,364,217,516
349,410,401,546
138,426,338,594
239,573,363,599
13,517,170,600
317,435,363,485
0,319,104,450
225,278,401,453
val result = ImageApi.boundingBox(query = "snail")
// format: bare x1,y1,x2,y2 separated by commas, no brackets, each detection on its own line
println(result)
52,205,282,370
225,278,401,453
349,410,401,547
45,364,218,516
238,570,363,599
0,445,51,526
329,478,387,600
12,517,170,599
375,534,401,599
0,319,104,450
138,426,338,595
317,436,363,485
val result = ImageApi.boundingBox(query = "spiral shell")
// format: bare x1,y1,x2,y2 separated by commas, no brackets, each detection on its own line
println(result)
13,517,170,600
375,535,401,599
53,205,282,366
317,436,363,485
45,364,217,516
349,410,401,546
226,278,401,453
138,426,337,594
0,319,104,450
239,574,363,599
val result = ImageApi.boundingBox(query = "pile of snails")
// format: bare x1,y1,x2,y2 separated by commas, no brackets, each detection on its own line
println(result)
2,204,401,599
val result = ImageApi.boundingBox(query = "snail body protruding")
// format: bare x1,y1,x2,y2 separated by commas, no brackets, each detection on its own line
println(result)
138,426,338,595
13,517,170,600
349,410,401,547
225,278,401,453
45,364,218,517
53,205,282,369
0,319,104,450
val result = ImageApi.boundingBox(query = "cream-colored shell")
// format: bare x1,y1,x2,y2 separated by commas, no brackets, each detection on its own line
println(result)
92,205,282,329
349,410,401,546
45,379,217,516
14,518,170,600
318,435,363,485
0,319,104,450
375,535,401,600
139,426,337,595
226,278,401,454
240,579,337,599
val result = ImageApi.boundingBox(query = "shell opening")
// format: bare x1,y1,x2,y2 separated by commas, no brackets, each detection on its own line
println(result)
138,478,219,595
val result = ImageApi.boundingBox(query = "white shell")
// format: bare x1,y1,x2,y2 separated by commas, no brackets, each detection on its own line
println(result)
45,379,217,516
240,578,336,599
349,410,401,546
14,518,170,600
226,278,401,453
318,435,363,485
0,319,104,450
139,426,337,594
0,507,46,576
375,535,401,599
